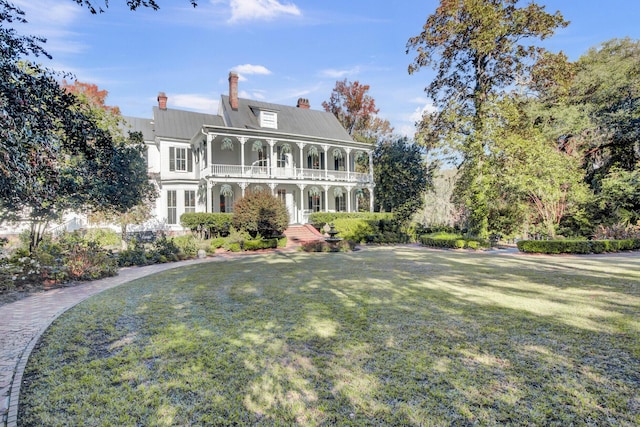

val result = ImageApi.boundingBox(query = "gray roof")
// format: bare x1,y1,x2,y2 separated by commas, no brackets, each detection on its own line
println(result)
121,116,155,141
152,107,224,140
220,95,354,142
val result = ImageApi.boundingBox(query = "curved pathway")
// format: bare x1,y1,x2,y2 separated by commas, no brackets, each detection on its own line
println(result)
0,255,230,427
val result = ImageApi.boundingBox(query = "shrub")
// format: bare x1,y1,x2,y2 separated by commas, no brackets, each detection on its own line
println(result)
300,239,356,252
171,234,198,258
243,238,278,251
152,234,181,262
515,239,640,254
181,212,234,238
233,191,289,238
223,228,251,252
118,240,149,267
419,234,489,250
210,237,226,251
82,228,120,248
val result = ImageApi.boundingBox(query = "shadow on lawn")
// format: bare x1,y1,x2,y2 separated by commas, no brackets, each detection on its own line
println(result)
19,247,640,426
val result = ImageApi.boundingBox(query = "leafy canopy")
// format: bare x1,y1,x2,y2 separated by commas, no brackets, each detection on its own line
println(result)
322,79,393,144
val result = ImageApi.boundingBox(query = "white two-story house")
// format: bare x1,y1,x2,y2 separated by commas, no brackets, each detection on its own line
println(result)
126,72,375,231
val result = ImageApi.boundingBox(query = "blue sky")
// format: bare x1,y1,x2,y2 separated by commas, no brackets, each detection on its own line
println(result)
11,0,640,136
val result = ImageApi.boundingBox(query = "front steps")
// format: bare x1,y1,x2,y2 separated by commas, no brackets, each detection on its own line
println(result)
283,224,324,247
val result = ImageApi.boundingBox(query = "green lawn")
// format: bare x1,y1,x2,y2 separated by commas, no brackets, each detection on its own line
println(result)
19,247,640,426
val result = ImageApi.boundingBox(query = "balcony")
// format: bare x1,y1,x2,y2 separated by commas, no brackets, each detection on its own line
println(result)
202,163,372,184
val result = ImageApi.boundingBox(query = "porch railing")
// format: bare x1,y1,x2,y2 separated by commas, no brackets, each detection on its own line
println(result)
203,164,372,183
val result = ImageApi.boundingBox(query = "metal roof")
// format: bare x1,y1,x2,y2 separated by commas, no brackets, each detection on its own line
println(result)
121,116,155,141
152,107,224,140
220,95,354,142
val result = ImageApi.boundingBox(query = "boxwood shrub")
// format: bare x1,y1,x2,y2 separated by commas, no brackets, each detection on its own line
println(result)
517,239,640,254
419,234,489,250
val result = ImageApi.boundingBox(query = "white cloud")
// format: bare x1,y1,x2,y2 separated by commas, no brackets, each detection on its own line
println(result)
232,64,272,76
171,94,218,113
410,102,437,123
227,0,301,23
13,0,87,55
320,67,361,79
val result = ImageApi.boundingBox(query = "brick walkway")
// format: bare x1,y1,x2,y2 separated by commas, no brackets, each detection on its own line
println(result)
0,256,224,427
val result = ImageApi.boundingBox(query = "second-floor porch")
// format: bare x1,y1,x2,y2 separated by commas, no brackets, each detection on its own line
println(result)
201,162,373,184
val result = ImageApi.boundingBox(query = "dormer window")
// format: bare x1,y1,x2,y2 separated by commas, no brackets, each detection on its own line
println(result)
260,110,277,129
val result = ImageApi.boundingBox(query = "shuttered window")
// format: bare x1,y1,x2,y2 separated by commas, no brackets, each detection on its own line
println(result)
169,147,193,172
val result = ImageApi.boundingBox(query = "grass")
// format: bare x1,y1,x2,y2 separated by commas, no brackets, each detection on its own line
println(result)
19,247,640,426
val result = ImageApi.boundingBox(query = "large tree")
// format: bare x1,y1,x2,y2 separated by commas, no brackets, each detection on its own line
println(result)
1,2,154,251
406,0,567,237
322,79,393,144
373,137,430,225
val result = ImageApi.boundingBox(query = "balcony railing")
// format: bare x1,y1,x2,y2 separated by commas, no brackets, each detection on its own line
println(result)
202,163,372,184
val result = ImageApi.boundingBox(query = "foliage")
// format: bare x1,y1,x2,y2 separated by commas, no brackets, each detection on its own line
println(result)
223,227,251,252
180,212,233,238
82,228,120,248
322,79,393,144
407,0,568,237
0,5,154,252
242,238,279,251
420,233,489,250
300,239,356,252
517,239,640,254
73,0,198,14
57,233,117,280
593,222,640,240
373,137,430,225
116,240,148,267
490,98,590,237
595,167,640,226
170,234,198,258
232,191,288,238
567,38,640,182
308,212,393,229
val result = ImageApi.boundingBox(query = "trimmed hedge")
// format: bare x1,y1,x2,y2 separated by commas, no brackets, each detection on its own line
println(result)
517,239,640,254
419,235,489,250
180,213,233,238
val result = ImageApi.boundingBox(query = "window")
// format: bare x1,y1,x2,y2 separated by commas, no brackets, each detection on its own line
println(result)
184,190,196,213
167,190,177,224
308,194,322,212
260,110,277,129
335,194,346,212
169,147,193,172
307,151,324,170
220,194,234,213
334,156,345,171
277,189,286,204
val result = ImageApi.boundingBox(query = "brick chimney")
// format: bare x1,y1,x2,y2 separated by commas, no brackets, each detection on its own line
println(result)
228,72,239,110
297,98,310,109
157,92,168,110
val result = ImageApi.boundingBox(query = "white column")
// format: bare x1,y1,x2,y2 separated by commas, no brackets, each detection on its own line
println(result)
323,144,329,179
268,182,277,195
347,187,352,212
323,185,330,212
206,180,212,212
296,142,306,178
297,183,306,224
239,137,247,176
345,147,352,178
267,139,276,178
369,185,375,212
240,182,247,198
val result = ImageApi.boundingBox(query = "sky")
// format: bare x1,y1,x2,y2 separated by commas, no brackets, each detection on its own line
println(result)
9,0,640,137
